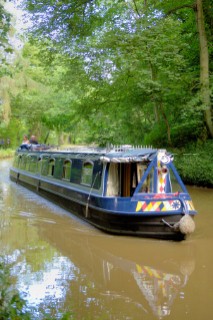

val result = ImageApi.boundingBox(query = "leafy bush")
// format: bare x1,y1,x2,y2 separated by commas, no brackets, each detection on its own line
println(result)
143,123,168,147
170,121,205,147
173,140,213,187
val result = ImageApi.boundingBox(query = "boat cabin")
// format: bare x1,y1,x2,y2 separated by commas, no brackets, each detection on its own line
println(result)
13,147,186,198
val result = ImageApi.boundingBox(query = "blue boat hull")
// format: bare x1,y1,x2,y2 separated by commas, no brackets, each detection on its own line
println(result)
10,168,191,241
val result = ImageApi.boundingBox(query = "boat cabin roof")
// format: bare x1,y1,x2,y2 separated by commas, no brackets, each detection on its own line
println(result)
17,145,170,163
100,146,157,163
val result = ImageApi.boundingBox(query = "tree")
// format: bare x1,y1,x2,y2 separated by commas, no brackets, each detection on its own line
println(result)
158,0,213,137
197,0,213,137
17,0,212,145
0,0,12,129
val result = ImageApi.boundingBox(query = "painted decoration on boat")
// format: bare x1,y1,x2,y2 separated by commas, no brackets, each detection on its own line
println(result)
185,200,195,211
136,200,182,212
9,144,197,240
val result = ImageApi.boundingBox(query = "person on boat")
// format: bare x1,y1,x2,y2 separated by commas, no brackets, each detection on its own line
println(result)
20,135,30,150
29,135,39,145
22,135,30,144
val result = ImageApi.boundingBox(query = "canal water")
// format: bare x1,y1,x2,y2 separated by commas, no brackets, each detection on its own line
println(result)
0,159,213,320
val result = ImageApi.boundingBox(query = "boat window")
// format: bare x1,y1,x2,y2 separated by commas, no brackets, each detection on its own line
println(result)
41,156,49,176
137,163,147,182
138,167,154,193
168,169,184,193
29,156,38,173
48,159,55,176
14,155,21,168
81,161,93,186
54,158,64,179
20,155,27,170
70,160,82,184
92,161,103,190
106,163,119,196
13,155,18,168
63,160,72,180
25,155,31,171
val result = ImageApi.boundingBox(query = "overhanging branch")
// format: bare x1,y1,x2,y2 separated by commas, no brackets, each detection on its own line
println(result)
166,3,197,16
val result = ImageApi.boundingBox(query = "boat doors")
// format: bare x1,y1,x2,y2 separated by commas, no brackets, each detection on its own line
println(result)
105,151,188,197
106,162,138,197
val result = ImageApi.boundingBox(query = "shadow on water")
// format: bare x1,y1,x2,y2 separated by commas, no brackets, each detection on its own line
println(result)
0,159,213,319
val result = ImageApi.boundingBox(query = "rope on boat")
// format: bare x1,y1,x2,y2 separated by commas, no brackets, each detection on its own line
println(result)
162,197,195,235
85,171,101,218
162,214,195,235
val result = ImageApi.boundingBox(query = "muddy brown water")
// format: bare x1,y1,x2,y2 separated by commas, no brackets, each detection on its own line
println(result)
0,159,213,320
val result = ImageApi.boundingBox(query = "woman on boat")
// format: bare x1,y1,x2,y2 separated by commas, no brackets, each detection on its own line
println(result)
22,135,30,144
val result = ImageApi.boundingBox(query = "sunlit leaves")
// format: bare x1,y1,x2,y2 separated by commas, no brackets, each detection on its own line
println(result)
12,0,212,145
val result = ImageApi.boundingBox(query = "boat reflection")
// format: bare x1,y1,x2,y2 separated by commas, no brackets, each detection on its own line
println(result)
0,168,195,319
40,219,195,319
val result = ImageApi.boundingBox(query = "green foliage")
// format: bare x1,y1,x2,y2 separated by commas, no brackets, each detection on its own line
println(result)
0,118,23,147
0,259,74,320
143,123,168,148
7,0,213,147
173,140,213,187
0,2,13,77
0,260,31,320
170,122,206,147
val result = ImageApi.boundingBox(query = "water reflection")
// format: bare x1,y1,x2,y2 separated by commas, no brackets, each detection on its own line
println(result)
0,159,196,319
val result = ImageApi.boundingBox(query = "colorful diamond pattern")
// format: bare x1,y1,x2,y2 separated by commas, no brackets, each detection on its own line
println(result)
136,200,182,212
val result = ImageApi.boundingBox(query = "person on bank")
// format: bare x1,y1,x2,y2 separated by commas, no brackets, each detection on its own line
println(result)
29,135,38,145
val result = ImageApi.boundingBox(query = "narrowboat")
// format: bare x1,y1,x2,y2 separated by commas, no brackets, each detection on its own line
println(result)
9,144,196,240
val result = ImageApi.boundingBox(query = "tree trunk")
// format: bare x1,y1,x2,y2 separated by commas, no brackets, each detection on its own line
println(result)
149,62,160,123
159,101,172,146
196,0,213,137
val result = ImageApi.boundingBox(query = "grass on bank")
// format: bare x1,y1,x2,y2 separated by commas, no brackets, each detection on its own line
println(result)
0,149,15,159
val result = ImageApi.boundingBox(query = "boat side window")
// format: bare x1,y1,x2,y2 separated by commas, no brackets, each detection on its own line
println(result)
20,154,27,170
81,161,93,186
106,163,119,196
41,156,49,176
48,158,55,177
168,169,184,193
92,161,103,190
29,156,38,173
137,163,147,182
137,164,154,193
14,154,21,168
63,160,72,181
70,160,82,184
13,155,18,168
25,155,31,171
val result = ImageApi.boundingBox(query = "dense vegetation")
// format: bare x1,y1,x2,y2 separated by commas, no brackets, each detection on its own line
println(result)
0,0,213,182
0,3,212,318
173,141,213,187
